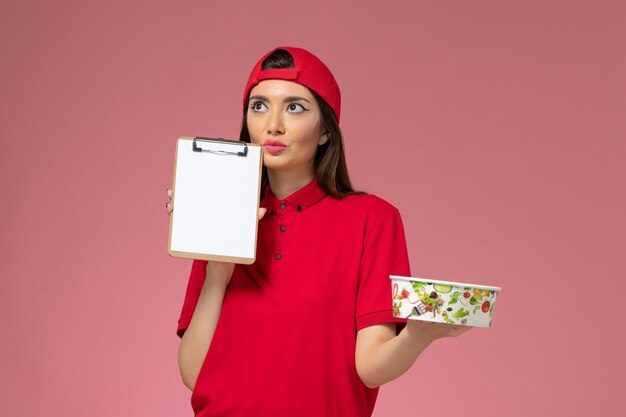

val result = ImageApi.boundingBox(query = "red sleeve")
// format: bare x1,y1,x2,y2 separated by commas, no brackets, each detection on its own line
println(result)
356,204,411,332
176,259,208,338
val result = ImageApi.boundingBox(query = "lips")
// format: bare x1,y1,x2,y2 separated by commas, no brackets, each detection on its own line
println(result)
263,140,286,155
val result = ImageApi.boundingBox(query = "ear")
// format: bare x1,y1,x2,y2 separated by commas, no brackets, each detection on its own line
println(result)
319,131,330,146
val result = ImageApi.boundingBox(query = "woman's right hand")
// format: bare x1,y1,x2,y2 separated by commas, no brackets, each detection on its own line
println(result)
203,205,267,288
165,187,267,220
165,188,267,220
165,187,267,286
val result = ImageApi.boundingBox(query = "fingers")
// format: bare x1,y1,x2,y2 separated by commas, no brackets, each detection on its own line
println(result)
405,319,472,340
448,325,472,337
165,187,173,216
258,207,267,221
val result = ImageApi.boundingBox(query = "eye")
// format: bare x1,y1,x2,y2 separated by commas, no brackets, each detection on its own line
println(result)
250,101,267,112
287,103,305,113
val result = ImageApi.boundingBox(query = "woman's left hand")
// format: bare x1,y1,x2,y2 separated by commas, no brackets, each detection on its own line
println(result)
355,319,473,387
402,320,472,347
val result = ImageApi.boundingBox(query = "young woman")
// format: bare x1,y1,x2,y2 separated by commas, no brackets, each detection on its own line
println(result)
166,46,469,417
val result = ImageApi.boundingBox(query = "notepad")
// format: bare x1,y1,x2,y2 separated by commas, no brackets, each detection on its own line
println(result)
168,136,263,264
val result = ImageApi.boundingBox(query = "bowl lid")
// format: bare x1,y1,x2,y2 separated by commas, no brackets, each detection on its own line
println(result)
389,275,501,291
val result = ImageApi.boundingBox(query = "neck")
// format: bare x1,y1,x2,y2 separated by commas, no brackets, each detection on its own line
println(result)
267,169,315,200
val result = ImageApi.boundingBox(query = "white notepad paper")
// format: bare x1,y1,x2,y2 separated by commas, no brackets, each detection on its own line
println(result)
168,137,263,264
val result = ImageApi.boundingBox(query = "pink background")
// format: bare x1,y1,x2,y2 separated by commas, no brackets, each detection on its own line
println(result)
1,1,624,416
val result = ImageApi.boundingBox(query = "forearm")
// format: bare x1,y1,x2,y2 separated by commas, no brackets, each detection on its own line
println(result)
178,266,229,390
358,326,432,388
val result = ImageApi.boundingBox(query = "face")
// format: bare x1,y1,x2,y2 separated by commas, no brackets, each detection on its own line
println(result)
246,79,328,178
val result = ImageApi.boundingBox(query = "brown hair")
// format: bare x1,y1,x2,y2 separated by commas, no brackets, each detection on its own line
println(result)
239,49,364,199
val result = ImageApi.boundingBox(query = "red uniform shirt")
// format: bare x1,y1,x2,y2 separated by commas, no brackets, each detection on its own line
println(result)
177,179,411,417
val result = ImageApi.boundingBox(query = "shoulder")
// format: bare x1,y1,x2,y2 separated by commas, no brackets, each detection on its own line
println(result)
329,193,402,223
342,192,399,211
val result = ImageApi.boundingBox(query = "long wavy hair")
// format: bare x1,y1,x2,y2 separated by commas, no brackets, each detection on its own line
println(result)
239,49,363,199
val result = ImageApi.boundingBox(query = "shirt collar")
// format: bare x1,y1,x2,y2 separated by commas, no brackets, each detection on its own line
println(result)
262,178,328,216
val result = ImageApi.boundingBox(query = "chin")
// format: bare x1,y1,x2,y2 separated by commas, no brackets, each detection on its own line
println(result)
264,163,292,173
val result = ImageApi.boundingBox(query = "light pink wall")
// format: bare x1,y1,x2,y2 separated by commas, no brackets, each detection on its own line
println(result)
1,1,624,416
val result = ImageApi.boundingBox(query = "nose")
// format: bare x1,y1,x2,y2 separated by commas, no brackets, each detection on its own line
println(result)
265,109,285,135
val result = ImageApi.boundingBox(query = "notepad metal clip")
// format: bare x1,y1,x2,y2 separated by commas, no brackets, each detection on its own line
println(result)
192,137,248,157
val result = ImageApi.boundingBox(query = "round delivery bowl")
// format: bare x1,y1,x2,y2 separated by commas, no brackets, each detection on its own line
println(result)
390,276,501,327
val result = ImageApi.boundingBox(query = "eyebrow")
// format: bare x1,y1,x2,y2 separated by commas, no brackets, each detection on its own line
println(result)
248,95,312,104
